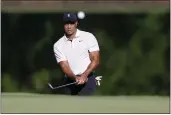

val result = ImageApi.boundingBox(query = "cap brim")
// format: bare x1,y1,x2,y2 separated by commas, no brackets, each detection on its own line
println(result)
63,19,77,22
63,20,77,24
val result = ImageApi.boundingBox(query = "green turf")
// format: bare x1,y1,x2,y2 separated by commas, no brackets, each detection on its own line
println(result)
1,93,170,113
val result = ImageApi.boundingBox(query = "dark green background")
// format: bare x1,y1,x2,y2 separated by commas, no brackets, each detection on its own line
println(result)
1,11,170,95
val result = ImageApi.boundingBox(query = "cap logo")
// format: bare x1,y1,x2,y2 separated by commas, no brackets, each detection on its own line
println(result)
68,14,70,17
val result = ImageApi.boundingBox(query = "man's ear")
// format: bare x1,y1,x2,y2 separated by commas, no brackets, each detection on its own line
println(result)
75,21,78,27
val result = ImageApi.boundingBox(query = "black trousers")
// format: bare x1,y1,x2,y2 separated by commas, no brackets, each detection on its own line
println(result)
63,73,96,96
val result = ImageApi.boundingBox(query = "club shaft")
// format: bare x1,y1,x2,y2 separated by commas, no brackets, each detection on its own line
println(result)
52,82,77,89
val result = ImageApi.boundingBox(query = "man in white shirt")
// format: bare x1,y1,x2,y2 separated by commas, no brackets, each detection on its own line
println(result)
53,12,100,95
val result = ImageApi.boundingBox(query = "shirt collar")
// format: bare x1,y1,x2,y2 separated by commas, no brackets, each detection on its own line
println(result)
64,29,80,42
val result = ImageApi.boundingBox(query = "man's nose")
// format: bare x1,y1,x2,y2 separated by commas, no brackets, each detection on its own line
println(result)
68,24,72,28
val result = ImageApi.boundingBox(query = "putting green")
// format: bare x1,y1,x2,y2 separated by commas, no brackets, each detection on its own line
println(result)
1,93,170,113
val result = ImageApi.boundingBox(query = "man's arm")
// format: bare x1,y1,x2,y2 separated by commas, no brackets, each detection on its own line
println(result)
74,33,100,85
53,44,77,80
82,51,100,77
81,33,100,79
59,61,77,80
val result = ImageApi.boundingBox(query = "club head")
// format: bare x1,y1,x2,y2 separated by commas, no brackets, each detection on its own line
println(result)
48,83,54,89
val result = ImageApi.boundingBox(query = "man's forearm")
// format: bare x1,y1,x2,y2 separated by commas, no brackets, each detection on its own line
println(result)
59,62,77,80
83,60,99,77
82,51,100,78
62,68,77,80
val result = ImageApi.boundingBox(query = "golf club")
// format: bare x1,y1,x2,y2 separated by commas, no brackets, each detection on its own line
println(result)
48,81,77,89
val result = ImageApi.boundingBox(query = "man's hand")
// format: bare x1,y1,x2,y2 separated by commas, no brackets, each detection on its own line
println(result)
76,73,88,85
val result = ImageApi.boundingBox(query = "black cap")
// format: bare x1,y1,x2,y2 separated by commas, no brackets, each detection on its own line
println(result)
63,12,78,22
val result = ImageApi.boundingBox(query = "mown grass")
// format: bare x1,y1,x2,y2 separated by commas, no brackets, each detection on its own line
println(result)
1,93,170,113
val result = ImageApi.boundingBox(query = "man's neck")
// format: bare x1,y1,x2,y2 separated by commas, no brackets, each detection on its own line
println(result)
66,29,77,41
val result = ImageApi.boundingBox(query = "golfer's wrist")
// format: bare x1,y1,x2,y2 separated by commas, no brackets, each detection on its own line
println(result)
65,74,77,80
82,72,89,78
73,75,78,80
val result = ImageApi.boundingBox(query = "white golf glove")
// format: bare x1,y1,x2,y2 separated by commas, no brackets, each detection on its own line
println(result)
95,76,102,86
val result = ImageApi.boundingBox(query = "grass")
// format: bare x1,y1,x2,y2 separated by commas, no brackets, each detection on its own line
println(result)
1,93,170,113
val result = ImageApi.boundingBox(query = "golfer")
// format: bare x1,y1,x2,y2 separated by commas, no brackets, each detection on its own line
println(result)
53,12,100,95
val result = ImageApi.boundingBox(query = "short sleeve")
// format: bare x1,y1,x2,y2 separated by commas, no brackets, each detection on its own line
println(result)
88,33,100,52
53,44,67,63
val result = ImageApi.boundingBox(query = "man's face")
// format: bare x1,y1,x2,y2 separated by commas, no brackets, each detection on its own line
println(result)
64,21,77,35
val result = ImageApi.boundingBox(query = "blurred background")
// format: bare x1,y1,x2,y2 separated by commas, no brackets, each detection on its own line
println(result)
1,0,170,96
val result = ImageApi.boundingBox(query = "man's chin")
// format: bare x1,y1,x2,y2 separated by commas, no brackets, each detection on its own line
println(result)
66,32,73,35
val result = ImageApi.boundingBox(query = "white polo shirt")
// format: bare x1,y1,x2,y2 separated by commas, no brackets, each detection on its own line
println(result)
53,29,100,75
